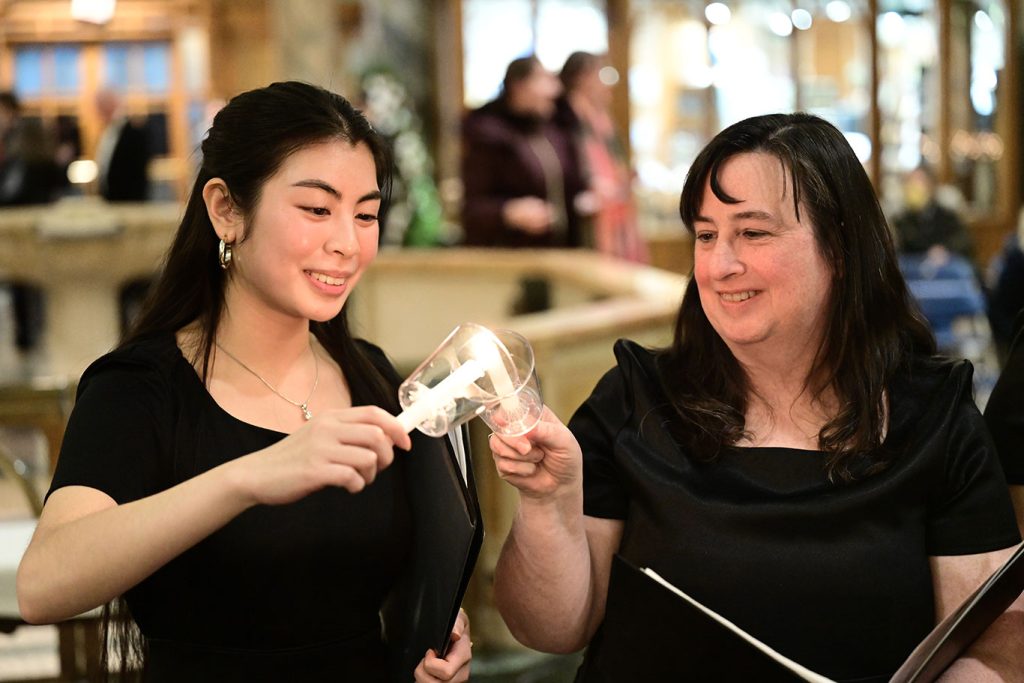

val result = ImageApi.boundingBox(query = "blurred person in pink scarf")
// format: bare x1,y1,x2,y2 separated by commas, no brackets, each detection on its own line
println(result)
557,52,648,263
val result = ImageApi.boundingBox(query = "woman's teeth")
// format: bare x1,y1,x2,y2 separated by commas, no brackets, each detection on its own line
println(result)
309,271,345,286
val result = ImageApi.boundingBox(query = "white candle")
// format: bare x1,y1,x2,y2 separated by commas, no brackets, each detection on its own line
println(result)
396,358,485,433
471,331,520,414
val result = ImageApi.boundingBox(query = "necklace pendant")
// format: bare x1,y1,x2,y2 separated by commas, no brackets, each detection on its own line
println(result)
301,404,312,421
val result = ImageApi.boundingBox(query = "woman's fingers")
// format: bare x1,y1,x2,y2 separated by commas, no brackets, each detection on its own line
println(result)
323,464,369,494
455,607,471,641
325,445,379,486
488,433,543,462
416,645,471,682
313,418,396,471
414,610,472,682
333,405,412,451
494,456,538,479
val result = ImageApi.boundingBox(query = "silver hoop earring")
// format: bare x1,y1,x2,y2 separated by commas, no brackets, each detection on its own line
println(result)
219,239,233,269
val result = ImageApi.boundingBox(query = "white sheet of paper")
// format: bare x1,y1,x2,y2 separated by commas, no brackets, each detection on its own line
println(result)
447,427,468,486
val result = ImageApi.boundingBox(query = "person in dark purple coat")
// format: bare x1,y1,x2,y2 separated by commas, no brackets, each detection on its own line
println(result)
460,55,589,249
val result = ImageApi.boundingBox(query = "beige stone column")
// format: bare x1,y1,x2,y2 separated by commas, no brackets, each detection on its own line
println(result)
270,0,341,88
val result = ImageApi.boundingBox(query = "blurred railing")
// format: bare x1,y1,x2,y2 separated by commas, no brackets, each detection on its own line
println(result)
354,248,688,649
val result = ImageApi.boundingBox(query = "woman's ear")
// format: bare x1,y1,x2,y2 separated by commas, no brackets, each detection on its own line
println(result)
202,178,241,242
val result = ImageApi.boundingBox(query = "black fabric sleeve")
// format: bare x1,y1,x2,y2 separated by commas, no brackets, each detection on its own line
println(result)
47,360,170,505
927,363,1021,555
354,339,403,387
569,350,636,520
984,312,1024,484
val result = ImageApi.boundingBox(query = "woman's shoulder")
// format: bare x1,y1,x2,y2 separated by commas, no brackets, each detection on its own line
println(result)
352,337,395,371
580,339,664,413
886,355,979,440
463,101,530,144
77,334,182,394
894,354,975,399
611,338,662,382
351,338,404,390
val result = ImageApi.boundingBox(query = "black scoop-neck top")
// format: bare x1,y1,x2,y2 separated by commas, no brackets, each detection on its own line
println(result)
572,339,1019,682
48,335,412,681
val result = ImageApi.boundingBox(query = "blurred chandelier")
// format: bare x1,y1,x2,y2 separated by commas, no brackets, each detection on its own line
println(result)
71,0,116,25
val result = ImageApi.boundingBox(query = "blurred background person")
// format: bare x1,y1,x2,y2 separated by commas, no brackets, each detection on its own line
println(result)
556,51,647,263
95,88,157,332
94,88,151,202
460,55,587,250
0,91,15,153
52,114,82,193
0,90,55,357
891,164,991,392
891,164,974,263
0,91,61,206
986,209,1024,361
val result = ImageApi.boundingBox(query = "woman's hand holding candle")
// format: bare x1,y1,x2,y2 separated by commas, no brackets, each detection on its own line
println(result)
396,359,485,433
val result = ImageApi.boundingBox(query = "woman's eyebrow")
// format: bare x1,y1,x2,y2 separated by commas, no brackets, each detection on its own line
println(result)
292,180,381,204
731,209,775,221
291,179,340,198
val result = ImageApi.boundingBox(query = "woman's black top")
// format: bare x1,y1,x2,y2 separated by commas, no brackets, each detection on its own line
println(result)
985,309,1024,484
573,340,1020,682
48,335,413,682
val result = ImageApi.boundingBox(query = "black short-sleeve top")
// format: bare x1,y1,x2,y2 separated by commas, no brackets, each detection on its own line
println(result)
985,310,1024,484
571,340,1020,681
47,335,413,682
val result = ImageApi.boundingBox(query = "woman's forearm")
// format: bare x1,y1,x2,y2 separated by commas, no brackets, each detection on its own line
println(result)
493,491,596,653
17,459,255,624
947,593,1024,680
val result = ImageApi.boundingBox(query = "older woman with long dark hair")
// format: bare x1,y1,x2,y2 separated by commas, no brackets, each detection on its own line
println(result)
489,113,1021,681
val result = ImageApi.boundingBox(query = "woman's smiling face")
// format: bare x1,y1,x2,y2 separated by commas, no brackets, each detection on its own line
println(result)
225,139,381,324
692,152,833,360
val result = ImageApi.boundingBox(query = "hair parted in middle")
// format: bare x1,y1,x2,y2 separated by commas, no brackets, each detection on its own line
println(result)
122,80,396,407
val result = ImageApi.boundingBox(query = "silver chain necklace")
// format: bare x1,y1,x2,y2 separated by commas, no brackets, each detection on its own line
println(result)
215,342,319,420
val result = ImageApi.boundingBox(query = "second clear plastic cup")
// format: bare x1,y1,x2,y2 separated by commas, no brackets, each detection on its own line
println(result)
477,331,542,436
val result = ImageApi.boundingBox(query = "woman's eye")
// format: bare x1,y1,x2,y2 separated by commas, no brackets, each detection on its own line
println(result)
742,230,768,239
302,206,330,217
356,213,379,224
695,232,715,243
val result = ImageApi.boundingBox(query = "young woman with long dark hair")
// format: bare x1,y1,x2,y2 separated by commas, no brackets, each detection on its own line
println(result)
17,81,471,683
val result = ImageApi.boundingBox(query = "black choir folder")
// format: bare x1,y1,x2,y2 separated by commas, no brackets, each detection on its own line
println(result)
584,548,1024,682
381,424,483,681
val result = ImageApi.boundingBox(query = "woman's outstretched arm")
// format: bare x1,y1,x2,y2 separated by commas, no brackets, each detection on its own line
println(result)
490,409,623,653
17,406,409,623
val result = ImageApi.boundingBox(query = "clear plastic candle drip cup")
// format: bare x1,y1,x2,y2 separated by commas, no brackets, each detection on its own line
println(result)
396,323,543,437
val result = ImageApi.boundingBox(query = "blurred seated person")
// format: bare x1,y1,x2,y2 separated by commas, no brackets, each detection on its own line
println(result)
557,52,647,263
0,91,62,205
985,308,1024,531
0,91,55,355
52,114,82,194
488,113,1022,681
986,212,1024,360
892,165,974,265
461,55,587,249
94,88,151,202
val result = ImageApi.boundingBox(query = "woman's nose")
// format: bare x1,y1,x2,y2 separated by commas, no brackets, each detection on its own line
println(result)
707,240,744,279
327,216,358,257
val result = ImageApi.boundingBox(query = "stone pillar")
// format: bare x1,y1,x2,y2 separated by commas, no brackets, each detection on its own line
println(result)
270,0,340,88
